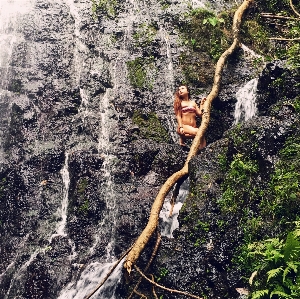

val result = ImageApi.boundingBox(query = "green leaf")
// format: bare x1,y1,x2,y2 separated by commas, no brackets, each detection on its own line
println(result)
270,290,292,298
252,289,269,299
208,17,218,26
267,267,283,282
284,232,300,262
203,19,208,25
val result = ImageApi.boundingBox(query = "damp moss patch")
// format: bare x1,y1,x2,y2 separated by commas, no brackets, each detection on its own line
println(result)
132,110,170,143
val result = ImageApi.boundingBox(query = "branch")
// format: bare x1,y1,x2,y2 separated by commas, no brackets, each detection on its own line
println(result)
134,265,203,299
150,275,158,299
133,290,148,298
84,245,133,299
269,37,300,40
290,0,300,18
127,232,161,299
123,0,254,275
260,13,298,20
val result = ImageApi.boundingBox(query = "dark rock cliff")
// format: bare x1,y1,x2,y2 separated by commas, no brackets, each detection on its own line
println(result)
0,0,299,298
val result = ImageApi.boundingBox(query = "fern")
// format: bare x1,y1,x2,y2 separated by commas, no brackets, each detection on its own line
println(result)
252,289,269,299
267,267,283,282
270,290,292,298
248,222,300,299
284,231,300,262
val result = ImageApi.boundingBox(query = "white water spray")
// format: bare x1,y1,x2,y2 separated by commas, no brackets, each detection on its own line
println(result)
48,152,70,240
0,0,34,88
57,259,124,299
159,179,190,238
234,78,258,124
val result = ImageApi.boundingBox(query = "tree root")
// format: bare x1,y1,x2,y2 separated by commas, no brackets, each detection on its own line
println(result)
150,274,158,299
290,0,300,18
123,0,255,275
127,231,161,299
133,290,148,299
84,245,133,299
269,37,300,41
134,265,203,299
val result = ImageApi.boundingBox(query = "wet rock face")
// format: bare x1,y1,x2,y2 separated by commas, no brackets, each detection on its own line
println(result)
1,0,196,295
256,61,300,115
1,0,298,298
153,95,300,298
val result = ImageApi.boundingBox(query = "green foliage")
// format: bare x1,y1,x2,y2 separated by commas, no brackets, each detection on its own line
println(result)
126,57,156,90
241,0,300,71
178,8,232,87
132,110,170,143
247,222,300,299
78,200,89,215
159,0,170,10
77,178,88,194
218,153,258,212
155,267,169,282
202,16,225,27
260,135,300,221
91,0,119,18
292,96,300,113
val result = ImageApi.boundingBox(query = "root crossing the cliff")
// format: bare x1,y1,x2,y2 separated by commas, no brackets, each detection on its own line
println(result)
123,0,255,274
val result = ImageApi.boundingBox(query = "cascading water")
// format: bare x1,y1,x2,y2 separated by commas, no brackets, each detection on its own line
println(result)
0,0,255,297
56,152,70,236
159,178,190,238
0,0,34,162
234,78,258,124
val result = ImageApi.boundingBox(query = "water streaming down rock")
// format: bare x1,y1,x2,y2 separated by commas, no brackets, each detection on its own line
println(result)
57,152,70,235
0,0,35,162
159,178,190,238
234,78,258,124
0,0,273,297
57,259,124,299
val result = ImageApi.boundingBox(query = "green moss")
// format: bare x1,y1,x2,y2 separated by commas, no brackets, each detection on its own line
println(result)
77,178,88,194
293,96,300,113
240,0,300,70
132,110,170,143
126,57,156,90
260,135,300,222
159,0,171,10
133,23,158,48
78,199,89,215
91,0,120,18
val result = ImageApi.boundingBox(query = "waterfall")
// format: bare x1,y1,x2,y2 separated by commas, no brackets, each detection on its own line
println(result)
56,152,71,236
57,259,124,299
241,43,263,60
234,78,258,124
160,26,178,144
0,0,34,87
159,179,190,238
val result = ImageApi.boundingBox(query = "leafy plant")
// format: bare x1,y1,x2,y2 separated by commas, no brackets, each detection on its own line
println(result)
218,154,258,212
203,16,225,27
178,8,232,88
247,222,300,298
156,267,169,282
